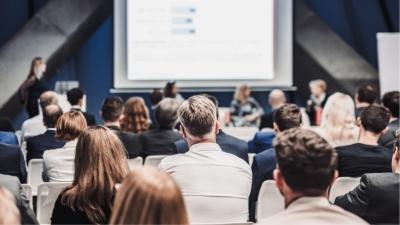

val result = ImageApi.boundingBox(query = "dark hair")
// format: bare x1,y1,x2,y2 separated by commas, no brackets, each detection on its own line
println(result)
164,81,177,98
202,94,219,119
360,105,391,134
382,91,399,118
67,88,84,106
273,104,302,131
150,89,163,106
101,96,124,122
356,83,379,104
274,128,337,195
43,105,63,128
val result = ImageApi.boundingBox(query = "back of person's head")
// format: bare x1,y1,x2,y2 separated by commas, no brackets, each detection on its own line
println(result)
0,187,20,225
150,89,164,106
234,84,251,103
62,126,129,224
39,91,58,110
179,95,217,138
201,94,219,119
274,128,337,196
382,91,400,118
273,104,302,131
164,81,177,98
43,105,63,128
356,83,379,105
66,88,84,106
121,97,150,134
268,89,286,108
110,167,189,225
55,111,87,141
155,98,180,129
101,96,124,122
360,105,390,134
309,79,327,95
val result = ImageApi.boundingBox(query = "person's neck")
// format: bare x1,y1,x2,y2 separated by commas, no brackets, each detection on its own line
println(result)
356,102,370,108
104,121,120,128
284,192,327,208
187,137,216,148
358,130,379,145
71,105,81,109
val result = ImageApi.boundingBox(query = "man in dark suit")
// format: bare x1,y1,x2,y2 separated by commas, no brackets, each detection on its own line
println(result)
335,132,400,224
101,96,141,158
259,89,286,130
26,105,65,163
174,94,249,163
336,105,392,177
0,117,14,132
0,144,27,183
67,88,96,126
379,91,399,148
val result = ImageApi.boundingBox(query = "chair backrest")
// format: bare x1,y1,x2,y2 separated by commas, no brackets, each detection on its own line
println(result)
223,127,258,141
144,155,169,167
27,159,44,196
21,184,33,209
329,177,361,202
127,157,143,169
248,153,256,166
256,180,285,220
37,182,71,224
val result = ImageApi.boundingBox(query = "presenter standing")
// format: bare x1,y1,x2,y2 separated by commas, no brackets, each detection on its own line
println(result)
230,84,263,127
164,81,184,103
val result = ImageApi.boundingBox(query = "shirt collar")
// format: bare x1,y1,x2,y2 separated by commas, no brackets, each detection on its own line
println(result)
287,196,330,209
47,128,56,131
189,142,222,152
70,105,81,110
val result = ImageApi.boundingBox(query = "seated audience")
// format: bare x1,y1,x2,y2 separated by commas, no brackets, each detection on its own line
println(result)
174,94,249,162
336,105,392,177
0,117,14,132
355,83,379,118
160,95,252,223
51,126,129,225
378,91,399,148
306,79,328,125
149,88,164,128
0,187,20,225
261,128,367,225
26,105,65,163
335,131,400,224
140,98,182,158
249,104,302,221
314,92,359,147
0,144,26,183
230,84,263,127
121,97,150,134
164,81,184,103
43,111,87,182
260,89,286,130
247,130,275,154
101,96,141,158
67,88,96,126
110,167,189,225
0,131,19,145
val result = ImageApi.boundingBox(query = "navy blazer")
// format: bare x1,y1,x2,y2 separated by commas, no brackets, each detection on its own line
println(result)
0,144,27,183
248,131,275,154
0,131,19,145
26,130,65,163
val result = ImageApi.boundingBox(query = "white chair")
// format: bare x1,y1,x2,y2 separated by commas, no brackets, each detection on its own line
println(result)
37,182,71,224
27,159,44,196
128,157,143,169
144,155,169,167
21,184,33,209
15,130,22,146
329,177,361,202
248,153,256,166
223,127,258,141
256,180,285,220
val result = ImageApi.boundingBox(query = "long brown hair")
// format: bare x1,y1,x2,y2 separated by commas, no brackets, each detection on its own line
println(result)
110,167,189,225
61,126,129,225
121,97,150,133
27,57,44,79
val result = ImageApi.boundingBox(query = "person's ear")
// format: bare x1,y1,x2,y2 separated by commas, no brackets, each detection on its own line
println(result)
273,169,283,189
273,122,280,133
330,170,339,186
215,120,221,135
356,117,362,127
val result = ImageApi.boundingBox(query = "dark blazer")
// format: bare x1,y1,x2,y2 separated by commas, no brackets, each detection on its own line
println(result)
140,128,183,158
0,117,14,132
26,129,66,163
174,130,249,163
106,125,141,158
306,95,328,126
0,174,38,225
70,108,96,126
378,119,399,148
259,110,275,130
248,131,275,154
335,173,399,224
25,78,47,118
0,131,19,145
0,144,27,183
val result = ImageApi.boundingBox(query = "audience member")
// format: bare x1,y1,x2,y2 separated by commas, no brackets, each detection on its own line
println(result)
249,104,302,221
378,91,399,148
355,83,379,118
174,94,249,162
149,88,164,127
0,117,14,132
0,144,26,183
261,128,367,225
0,131,19,145
230,84,263,127
306,79,328,125
336,105,392,177
67,88,96,126
121,97,150,134
51,126,129,225
259,89,286,130
164,81,184,103
160,95,251,223
0,187,20,225
101,96,141,158
140,98,182,158
26,105,65,163
110,167,189,225
314,93,359,147
335,130,400,224
43,111,87,182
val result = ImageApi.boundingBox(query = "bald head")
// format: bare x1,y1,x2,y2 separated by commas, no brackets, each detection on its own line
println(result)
43,105,63,128
39,91,58,110
269,89,286,109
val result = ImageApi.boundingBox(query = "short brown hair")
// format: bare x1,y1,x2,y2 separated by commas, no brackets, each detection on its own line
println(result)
274,128,337,195
56,111,87,141
273,104,302,131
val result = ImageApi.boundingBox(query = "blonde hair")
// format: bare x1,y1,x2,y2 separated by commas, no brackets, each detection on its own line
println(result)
121,97,150,134
0,187,20,225
309,79,327,92
234,84,251,104
56,111,87,141
110,167,189,225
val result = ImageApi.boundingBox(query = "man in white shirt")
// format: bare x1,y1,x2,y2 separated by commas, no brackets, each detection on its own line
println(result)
159,95,252,224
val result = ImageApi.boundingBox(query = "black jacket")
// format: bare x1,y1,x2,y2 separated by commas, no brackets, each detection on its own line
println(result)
0,144,27,183
26,130,66,163
106,125,141,159
378,119,399,148
259,110,275,130
335,173,399,224
140,128,183,158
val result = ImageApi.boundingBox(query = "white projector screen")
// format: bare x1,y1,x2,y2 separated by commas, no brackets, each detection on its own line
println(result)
114,0,293,91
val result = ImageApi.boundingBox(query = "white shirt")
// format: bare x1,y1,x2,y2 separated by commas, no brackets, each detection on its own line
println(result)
21,114,46,141
159,142,252,223
43,140,77,182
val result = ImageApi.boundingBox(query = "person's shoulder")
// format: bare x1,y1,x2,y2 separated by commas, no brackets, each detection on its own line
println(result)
335,143,359,152
219,131,246,144
329,204,369,224
0,143,20,152
256,148,275,158
159,153,186,170
362,172,399,187
43,147,61,160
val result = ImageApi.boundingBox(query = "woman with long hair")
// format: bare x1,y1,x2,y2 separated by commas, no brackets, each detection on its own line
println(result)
121,97,150,134
51,126,129,225
110,167,189,225
19,57,48,117
230,84,263,127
